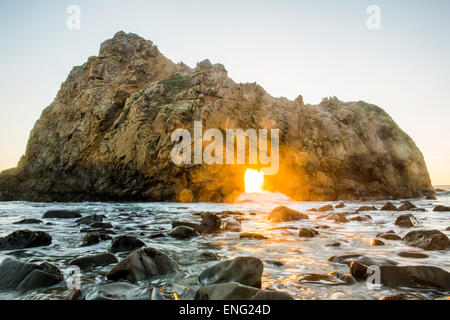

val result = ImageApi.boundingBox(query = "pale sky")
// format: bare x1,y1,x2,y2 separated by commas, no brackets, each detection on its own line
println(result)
0,0,449,184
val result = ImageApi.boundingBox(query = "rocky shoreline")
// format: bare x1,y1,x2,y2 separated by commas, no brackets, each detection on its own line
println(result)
0,194,449,300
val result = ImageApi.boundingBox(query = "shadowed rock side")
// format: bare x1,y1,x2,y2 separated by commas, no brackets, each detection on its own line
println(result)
0,31,433,202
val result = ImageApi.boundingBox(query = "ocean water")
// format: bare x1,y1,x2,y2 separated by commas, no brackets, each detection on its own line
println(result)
0,189,449,300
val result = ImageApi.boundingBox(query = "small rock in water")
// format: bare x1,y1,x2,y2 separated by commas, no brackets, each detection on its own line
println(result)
108,235,145,253
67,288,84,300
86,282,147,300
240,232,268,240
0,258,63,291
199,256,264,288
75,214,104,225
370,239,385,246
80,232,112,247
200,252,220,261
381,202,398,211
425,195,437,200
106,247,178,282
318,204,334,212
356,206,377,212
325,242,341,247
395,214,421,228
199,213,222,234
376,231,402,241
148,232,165,239
195,282,294,300
398,201,416,211
89,222,113,229
0,229,52,250
349,215,372,222
268,206,308,222
69,253,119,268
335,202,345,209
433,205,450,212
263,260,284,267
299,228,319,238
325,213,349,223
379,292,427,300
435,188,446,192
13,219,43,225
43,210,81,219
168,226,200,239
397,251,429,259
402,229,450,250
223,218,241,232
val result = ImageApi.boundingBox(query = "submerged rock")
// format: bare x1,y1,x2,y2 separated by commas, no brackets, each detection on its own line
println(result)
200,252,220,261
335,202,345,209
329,254,398,267
299,228,319,238
42,210,81,219
398,201,417,211
69,253,119,268
106,247,178,282
349,215,372,222
433,205,450,212
199,256,263,288
381,202,398,211
376,231,402,241
395,214,421,228
402,230,450,250
195,282,294,300
268,206,308,222
76,214,104,225
0,230,52,250
86,282,147,300
397,251,429,259
108,235,145,253
13,219,43,225
239,232,268,240
223,218,241,232
168,226,200,239
356,206,377,212
318,204,334,212
80,232,112,247
0,258,63,292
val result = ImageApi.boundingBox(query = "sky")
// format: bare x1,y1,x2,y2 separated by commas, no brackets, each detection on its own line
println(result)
0,0,449,184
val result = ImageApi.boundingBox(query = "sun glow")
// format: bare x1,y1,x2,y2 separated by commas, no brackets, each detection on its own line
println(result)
244,169,265,193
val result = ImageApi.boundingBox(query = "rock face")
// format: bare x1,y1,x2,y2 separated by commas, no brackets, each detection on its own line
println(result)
0,31,433,202
0,258,63,292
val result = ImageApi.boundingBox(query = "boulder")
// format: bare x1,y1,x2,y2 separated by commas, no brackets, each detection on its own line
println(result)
318,204,334,212
168,226,200,239
402,230,450,250
268,206,308,222
76,214,104,225
195,282,294,300
325,213,349,223
397,251,429,259
0,230,52,250
356,206,377,212
433,205,450,212
13,219,43,225
376,231,402,241
89,222,113,229
108,235,145,253
381,202,398,211
199,256,263,288
69,253,119,268
80,232,112,247
370,239,385,246
106,247,178,282
329,254,398,267
349,215,372,222
199,213,222,233
240,232,268,240
299,228,319,238
223,218,241,232
395,214,420,228
0,258,62,291
398,201,416,211
42,210,81,219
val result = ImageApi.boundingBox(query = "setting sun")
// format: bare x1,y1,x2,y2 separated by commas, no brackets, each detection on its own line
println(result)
244,169,265,193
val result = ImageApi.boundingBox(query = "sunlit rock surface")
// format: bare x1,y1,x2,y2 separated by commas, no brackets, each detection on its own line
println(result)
0,31,433,202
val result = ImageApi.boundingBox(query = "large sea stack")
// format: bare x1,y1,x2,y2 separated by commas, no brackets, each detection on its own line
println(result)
0,32,433,202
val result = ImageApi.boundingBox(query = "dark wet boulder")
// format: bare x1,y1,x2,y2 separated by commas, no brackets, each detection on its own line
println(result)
199,212,222,233
223,218,241,232
199,256,264,288
381,202,398,211
376,231,402,241
200,252,220,261
433,205,450,212
69,253,119,269
168,226,200,239
318,204,334,212
329,254,398,267
171,221,202,232
402,230,450,250
398,201,416,211
350,262,450,290
356,206,377,212
89,222,113,229
108,235,145,253
370,239,385,246
397,251,429,259
299,228,319,238
335,202,345,209
425,195,437,200
349,215,372,222
0,258,63,292
106,247,178,282
195,282,294,300
148,232,165,239
75,214,104,225
268,206,308,222
324,213,349,223
240,232,268,240
0,230,52,250
43,210,81,219
379,292,426,300
80,232,112,247
395,214,420,228
13,219,43,225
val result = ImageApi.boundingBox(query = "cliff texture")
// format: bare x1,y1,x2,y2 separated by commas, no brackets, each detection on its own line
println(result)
0,32,433,202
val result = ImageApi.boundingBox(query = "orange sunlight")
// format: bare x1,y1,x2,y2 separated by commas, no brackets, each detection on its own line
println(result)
244,169,265,193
